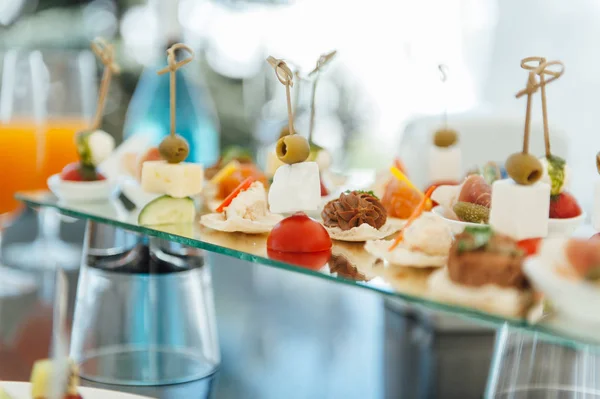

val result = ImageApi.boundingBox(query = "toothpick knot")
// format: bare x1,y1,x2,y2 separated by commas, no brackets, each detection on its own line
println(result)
157,43,195,76
91,38,120,74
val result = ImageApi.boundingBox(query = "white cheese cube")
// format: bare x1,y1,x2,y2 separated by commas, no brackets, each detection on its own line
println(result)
268,162,321,213
266,150,285,177
593,180,600,231
489,179,550,240
141,161,203,198
429,145,462,183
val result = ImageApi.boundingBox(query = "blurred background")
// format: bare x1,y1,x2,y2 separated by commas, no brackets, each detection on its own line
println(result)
2,0,600,398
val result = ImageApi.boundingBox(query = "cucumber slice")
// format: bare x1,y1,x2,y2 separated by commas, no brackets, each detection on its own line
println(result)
138,195,196,226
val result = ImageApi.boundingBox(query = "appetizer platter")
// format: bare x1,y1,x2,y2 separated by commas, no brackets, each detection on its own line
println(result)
49,38,119,203
431,58,584,237
16,54,600,350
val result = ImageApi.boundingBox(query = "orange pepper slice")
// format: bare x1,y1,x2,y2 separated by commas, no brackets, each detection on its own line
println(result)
216,176,255,213
388,185,437,251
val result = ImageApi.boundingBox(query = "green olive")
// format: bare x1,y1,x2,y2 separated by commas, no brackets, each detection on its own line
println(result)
596,151,600,175
159,134,189,164
433,128,459,147
276,134,310,164
505,152,543,185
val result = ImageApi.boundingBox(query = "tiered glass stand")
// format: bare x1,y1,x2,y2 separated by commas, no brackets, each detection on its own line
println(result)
17,192,600,398
16,190,600,352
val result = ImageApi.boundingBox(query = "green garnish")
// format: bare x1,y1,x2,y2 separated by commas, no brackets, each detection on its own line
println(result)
546,155,566,196
345,190,378,199
75,130,95,168
457,226,493,253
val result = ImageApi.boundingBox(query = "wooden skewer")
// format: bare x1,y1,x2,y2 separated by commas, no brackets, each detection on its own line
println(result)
520,57,565,157
90,38,120,130
157,43,195,137
308,50,337,144
267,56,295,136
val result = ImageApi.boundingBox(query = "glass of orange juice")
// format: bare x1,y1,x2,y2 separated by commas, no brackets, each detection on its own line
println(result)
0,50,46,254
3,49,96,270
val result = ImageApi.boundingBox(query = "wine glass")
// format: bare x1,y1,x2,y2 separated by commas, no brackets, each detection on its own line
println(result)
70,223,220,387
0,50,49,261
486,324,600,398
3,49,96,271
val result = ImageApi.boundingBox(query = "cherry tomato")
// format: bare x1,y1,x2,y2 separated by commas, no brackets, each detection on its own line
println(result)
60,162,105,182
267,248,331,270
517,238,542,256
267,212,332,253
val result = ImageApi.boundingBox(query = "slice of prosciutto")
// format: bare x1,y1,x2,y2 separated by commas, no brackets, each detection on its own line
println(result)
458,175,492,208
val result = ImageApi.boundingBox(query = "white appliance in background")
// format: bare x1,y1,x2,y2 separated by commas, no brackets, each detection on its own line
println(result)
397,109,569,191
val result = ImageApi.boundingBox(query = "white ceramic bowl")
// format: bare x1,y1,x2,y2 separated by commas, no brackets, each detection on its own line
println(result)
432,205,585,237
48,173,118,203
524,256,600,325
431,205,483,234
547,213,586,237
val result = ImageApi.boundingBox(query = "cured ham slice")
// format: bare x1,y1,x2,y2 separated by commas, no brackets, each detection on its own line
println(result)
458,175,492,208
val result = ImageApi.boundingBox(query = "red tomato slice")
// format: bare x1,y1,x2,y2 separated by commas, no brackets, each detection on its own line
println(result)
60,162,106,181
216,176,255,213
267,248,332,270
267,212,332,253
517,238,542,256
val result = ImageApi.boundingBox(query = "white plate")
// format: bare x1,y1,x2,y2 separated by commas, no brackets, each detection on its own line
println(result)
432,205,586,237
48,174,118,203
0,381,154,399
524,256,600,325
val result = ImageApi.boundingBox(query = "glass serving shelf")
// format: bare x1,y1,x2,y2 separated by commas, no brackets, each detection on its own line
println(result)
15,190,600,352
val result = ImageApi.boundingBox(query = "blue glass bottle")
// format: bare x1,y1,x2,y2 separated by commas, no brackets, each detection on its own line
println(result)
124,54,220,166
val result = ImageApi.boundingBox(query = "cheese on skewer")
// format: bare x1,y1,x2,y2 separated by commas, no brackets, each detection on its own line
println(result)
141,161,203,198
269,162,321,213
489,179,550,240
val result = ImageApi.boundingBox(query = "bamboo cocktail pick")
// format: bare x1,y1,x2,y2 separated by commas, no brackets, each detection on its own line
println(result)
307,50,337,145
506,69,543,185
521,57,565,157
156,43,195,164
433,64,458,148
439,64,449,129
267,56,295,136
268,56,310,165
90,38,120,130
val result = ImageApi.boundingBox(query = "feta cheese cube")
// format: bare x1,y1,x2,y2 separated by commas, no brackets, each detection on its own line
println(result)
141,161,203,198
489,179,550,240
266,150,285,177
268,162,320,213
593,180,600,231
429,145,462,183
